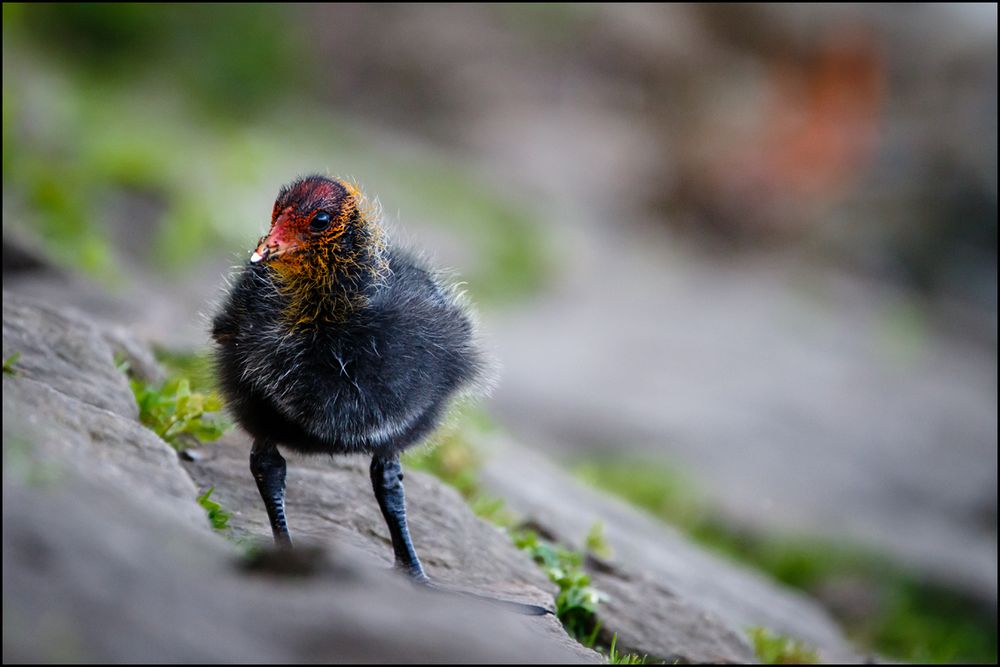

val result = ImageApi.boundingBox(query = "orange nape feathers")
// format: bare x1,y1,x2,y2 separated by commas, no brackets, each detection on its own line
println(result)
253,175,388,325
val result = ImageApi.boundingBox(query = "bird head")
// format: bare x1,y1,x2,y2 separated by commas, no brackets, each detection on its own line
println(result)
251,175,382,273
251,175,387,323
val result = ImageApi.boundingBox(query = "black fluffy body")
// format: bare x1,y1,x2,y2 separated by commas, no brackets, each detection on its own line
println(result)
207,177,549,614
212,192,486,459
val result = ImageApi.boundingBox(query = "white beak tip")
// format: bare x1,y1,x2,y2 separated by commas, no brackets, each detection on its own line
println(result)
250,251,263,264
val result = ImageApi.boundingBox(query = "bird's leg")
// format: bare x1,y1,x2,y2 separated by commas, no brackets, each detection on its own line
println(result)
370,455,550,615
370,453,428,582
250,438,292,547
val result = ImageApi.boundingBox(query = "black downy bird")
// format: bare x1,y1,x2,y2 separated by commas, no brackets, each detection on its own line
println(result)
212,175,540,612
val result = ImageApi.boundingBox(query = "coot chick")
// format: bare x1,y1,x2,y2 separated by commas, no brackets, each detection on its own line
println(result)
212,175,490,583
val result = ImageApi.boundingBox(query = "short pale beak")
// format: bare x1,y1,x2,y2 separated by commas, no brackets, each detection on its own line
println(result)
251,212,296,264
250,244,274,263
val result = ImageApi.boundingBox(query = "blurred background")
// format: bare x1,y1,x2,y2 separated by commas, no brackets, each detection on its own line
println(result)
3,4,996,662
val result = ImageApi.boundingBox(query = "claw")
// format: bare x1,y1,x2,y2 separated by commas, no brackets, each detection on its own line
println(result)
422,580,552,616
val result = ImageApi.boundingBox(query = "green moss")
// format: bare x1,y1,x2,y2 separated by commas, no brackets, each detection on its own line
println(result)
404,412,651,659
13,5,311,114
864,580,998,664
153,349,218,394
3,351,21,376
13,158,120,283
511,527,605,639
749,627,819,664
152,196,228,271
121,355,231,451
197,486,231,532
607,633,648,665
576,460,705,531
382,163,550,305
402,410,518,527
403,424,482,500
574,456,998,663
585,521,614,560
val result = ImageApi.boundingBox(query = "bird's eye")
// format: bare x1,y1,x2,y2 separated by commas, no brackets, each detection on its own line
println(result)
310,212,332,231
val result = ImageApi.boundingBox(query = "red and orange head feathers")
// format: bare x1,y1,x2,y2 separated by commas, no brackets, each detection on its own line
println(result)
252,175,387,323
252,175,370,265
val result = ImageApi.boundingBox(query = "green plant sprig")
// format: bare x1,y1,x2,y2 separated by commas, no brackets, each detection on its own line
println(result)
748,627,819,664
511,528,606,640
3,352,22,375
129,374,231,449
197,486,231,531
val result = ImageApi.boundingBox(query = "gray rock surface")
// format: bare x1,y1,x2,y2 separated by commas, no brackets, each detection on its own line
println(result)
1,263,870,664
1,292,599,663
587,562,757,663
7,161,996,608
3,377,207,529
2,470,597,664
181,436,570,629
480,437,866,663
3,292,142,420
484,227,998,606
3,291,203,527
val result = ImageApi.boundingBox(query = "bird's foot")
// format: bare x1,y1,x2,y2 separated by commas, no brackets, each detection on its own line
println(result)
390,550,429,583
421,579,552,616
399,563,430,584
